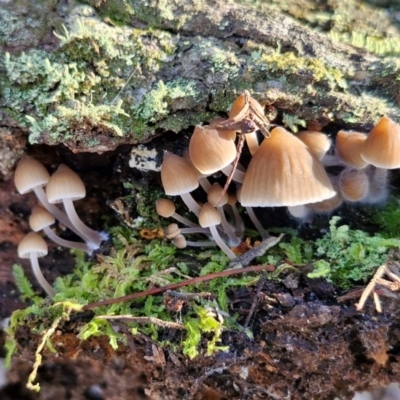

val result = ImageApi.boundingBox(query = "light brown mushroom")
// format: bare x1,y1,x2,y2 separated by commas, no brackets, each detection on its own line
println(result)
14,156,83,238
46,164,105,248
156,198,198,227
240,127,335,207
160,152,201,215
18,232,55,297
335,130,368,169
338,168,369,202
198,203,236,259
188,125,237,175
29,205,92,253
297,131,331,160
361,116,400,169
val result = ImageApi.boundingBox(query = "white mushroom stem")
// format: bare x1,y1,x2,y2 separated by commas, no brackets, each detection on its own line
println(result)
363,167,389,204
221,165,245,183
170,212,199,228
34,186,84,238
228,204,245,237
180,227,211,235
42,226,93,254
186,240,216,247
29,253,55,297
245,132,259,155
209,225,237,260
217,207,241,246
62,198,103,247
180,193,201,216
199,177,212,193
245,207,269,239
321,155,348,167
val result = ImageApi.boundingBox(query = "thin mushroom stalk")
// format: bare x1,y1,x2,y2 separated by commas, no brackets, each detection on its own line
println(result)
46,164,105,248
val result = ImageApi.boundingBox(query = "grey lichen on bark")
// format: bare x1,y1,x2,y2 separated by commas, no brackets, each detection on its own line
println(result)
1,0,400,177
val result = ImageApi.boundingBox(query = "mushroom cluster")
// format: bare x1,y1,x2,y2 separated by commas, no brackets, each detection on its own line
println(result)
156,91,399,259
14,157,107,297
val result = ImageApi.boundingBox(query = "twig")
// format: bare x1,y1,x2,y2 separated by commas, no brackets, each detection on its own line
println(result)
96,315,185,330
228,234,284,269
83,264,275,310
164,290,215,300
244,273,266,328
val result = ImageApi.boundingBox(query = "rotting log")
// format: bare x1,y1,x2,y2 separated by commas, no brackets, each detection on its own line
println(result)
1,0,400,178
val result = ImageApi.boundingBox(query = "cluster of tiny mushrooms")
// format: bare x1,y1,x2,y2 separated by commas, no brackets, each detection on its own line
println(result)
13,90,400,311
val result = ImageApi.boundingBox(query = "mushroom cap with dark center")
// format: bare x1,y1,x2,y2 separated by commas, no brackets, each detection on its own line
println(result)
189,125,237,175
240,127,335,207
361,116,400,169
14,156,50,194
161,152,199,196
29,205,55,231
336,130,368,169
18,232,48,258
46,164,86,204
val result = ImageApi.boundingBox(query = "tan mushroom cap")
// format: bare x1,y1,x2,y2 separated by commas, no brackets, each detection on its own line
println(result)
14,156,50,194
188,125,237,175
161,152,199,196
335,130,368,169
207,183,229,207
155,198,176,218
172,234,187,249
46,164,86,204
308,175,343,213
164,223,181,240
339,168,369,202
209,118,236,141
361,116,400,169
297,131,331,160
29,205,55,231
198,203,221,228
240,127,335,207
18,232,48,258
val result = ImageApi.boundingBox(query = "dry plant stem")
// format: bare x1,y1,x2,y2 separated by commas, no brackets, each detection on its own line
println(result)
82,264,275,310
355,263,387,311
30,255,55,297
63,198,103,247
43,226,92,254
96,315,185,330
34,187,83,238
244,274,266,328
246,207,269,239
373,291,382,313
228,234,284,269
217,134,245,206
210,225,237,259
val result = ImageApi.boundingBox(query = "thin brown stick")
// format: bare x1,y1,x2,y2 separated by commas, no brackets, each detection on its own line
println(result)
96,315,185,330
83,264,275,311
244,274,266,328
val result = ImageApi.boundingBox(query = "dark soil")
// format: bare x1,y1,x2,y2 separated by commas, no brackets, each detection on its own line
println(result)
1,144,400,400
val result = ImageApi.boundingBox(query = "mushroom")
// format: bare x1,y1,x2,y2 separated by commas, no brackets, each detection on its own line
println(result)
171,233,216,249
361,116,400,169
287,205,311,219
338,168,369,202
160,152,202,216
363,166,389,204
18,232,55,297
188,125,237,175
14,156,84,239
335,130,368,169
297,131,331,160
163,223,210,240
308,175,343,213
156,198,198,227
46,164,104,248
198,203,237,260
29,205,93,253
240,127,335,207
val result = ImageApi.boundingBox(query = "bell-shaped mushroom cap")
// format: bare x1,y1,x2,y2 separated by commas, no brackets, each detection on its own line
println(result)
207,183,229,207
161,152,199,196
339,168,369,202
46,164,86,204
14,156,50,194
172,234,187,249
361,116,400,169
209,118,236,141
189,126,237,175
240,127,335,207
29,205,55,232
335,130,368,169
18,232,48,258
156,198,176,218
198,203,221,228
297,131,331,160
164,223,181,240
